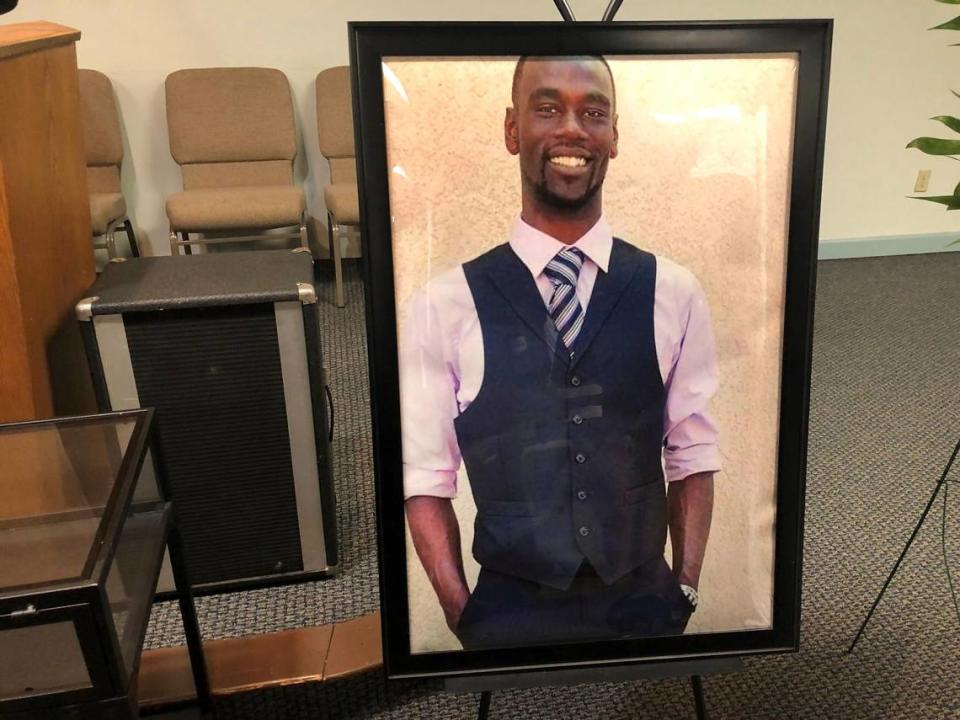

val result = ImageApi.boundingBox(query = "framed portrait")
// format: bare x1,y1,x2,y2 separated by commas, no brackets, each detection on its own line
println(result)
350,20,831,678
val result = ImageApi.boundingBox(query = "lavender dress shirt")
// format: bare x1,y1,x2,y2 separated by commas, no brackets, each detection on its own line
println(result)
400,216,722,499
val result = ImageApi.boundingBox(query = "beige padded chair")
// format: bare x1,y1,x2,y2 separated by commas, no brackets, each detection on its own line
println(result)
164,67,307,254
78,69,139,259
316,66,359,308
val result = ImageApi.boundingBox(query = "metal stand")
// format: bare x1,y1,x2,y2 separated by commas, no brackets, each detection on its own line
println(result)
849,436,960,653
478,690,492,720
691,675,707,719
448,657,742,720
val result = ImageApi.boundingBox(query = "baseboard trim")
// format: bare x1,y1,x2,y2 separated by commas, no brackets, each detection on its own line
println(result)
138,612,383,710
818,232,960,260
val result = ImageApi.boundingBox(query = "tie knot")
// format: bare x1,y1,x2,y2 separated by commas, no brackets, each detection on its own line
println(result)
545,247,585,288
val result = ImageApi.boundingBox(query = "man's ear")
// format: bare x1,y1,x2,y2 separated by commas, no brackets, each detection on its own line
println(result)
610,113,619,160
504,107,520,155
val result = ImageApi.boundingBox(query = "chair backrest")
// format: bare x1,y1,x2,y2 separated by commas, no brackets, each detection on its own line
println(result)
315,66,355,185
78,68,123,194
165,67,297,190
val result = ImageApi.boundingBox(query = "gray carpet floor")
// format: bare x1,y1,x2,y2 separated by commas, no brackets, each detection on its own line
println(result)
146,252,960,719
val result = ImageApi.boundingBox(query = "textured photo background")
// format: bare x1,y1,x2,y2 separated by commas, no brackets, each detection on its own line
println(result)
382,55,799,652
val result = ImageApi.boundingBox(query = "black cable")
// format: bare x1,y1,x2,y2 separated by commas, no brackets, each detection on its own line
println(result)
942,475,960,627
849,435,960,653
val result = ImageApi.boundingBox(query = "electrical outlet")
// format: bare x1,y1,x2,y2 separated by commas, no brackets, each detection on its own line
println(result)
915,169,932,193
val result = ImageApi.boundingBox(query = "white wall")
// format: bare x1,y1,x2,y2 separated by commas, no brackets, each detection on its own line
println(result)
7,0,960,253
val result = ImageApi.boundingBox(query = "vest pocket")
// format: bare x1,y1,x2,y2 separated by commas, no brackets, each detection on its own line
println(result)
458,434,507,498
476,497,534,517
624,482,663,506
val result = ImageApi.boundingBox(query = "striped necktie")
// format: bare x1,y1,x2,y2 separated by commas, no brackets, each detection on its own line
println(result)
544,247,586,351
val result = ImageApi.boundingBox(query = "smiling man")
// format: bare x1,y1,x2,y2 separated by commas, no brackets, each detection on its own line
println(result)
401,56,721,649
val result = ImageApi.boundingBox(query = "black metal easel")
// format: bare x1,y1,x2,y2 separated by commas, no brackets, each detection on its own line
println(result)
463,8,734,717
848,436,960,654
474,670,713,719
459,656,741,720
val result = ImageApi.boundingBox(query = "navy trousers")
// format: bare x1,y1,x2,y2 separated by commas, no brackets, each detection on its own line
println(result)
455,556,691,650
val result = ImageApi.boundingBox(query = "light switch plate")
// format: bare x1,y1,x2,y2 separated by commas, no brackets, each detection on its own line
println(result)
915,169,932,193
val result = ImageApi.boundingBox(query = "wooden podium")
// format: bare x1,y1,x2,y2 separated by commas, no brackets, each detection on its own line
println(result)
0,21,96,423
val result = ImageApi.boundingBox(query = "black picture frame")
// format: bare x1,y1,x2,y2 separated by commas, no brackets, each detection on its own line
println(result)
350,19,832,679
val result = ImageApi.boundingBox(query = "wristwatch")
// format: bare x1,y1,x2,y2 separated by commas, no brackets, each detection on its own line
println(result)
679,584,699,611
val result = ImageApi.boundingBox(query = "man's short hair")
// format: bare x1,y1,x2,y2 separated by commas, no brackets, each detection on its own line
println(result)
511,55,616,107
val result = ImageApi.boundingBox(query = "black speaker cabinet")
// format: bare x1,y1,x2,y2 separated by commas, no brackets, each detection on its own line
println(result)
77,249,337,593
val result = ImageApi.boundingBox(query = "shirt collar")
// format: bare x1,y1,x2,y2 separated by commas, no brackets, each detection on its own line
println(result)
508,215,613,278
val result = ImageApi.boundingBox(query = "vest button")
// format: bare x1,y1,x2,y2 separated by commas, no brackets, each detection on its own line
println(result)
577,490,587,500
575,453,586,464
570,376,582,387
572,414,583,425
579,526,590,537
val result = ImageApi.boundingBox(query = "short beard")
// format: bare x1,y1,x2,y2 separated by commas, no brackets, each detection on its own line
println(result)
527,168,604,212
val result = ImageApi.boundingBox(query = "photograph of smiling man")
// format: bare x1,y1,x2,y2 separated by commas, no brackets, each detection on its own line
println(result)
402,55,717,651
385,52,798,654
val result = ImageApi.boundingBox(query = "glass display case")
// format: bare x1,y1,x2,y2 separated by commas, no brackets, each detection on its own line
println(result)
0,410,209,718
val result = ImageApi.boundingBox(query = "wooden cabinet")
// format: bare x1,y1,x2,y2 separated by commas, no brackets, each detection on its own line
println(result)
0,21,96,422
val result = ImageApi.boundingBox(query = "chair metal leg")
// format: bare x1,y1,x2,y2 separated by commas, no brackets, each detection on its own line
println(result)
105,229,118,259
102,218,126,259
123,218,140,257
169,230,180,255
326,212,334,258
299,213,309,250
328,212,345,308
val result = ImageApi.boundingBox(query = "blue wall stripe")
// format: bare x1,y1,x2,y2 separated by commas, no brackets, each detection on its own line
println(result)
818,232,960,260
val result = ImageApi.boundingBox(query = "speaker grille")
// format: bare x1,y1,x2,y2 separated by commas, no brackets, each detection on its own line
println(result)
124,304,304,585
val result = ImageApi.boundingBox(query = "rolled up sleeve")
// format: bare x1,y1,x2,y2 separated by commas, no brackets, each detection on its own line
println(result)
662,274,722,482
399,284,463,499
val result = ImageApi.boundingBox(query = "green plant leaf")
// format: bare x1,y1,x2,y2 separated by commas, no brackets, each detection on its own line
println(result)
932,115,960,133
952,89,960,99
906,137,960,154
909,195,960,209
931,15,960,29
936,0,960,5
948,238,960,246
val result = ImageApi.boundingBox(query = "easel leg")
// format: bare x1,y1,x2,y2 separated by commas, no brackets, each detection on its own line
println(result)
477,690,492,720
848,437,960,653
691,675,708,720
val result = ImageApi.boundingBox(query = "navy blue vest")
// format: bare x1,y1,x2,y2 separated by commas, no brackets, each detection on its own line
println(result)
454,238,666,590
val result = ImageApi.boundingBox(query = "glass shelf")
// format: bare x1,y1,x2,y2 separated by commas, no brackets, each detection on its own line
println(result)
0,410,208,718
0,415,140,590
